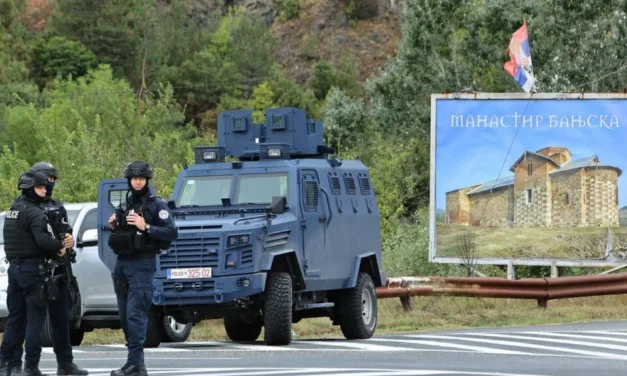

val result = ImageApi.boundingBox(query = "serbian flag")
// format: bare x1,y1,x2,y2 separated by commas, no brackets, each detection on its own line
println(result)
504,19,536,93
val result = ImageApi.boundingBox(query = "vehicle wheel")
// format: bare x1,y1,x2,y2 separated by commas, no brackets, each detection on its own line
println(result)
224,312,262,342
161,315,192,343
144,310,163,348
263,272,292,346
70,329,84,346
42,312,53,347
337,272,377,340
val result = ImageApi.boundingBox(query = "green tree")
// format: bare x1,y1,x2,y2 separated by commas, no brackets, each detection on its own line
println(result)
0,144,31,210
322,87,367,152
0,65,204,206
310,60,335,101
173,8,276,127
250,82,276,123
29,36,98,88
49,0,146,81
0,1,39,109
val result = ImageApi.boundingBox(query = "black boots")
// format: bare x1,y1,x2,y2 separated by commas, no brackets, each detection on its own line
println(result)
21,367,49,376
110,364,147,376
57,363,89,375
0,365,23,376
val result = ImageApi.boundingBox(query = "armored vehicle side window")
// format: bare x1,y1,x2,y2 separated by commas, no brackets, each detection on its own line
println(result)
109,189,128,208
304,180,319,211
236,173,288,204
177,176,233,207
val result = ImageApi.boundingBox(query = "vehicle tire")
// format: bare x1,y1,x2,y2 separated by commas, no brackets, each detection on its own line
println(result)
144,310,163,348
337,272,377,340
263,272,292,346
224,312,263,342
42,312,53,347
161,315,192,343
70,329,84,346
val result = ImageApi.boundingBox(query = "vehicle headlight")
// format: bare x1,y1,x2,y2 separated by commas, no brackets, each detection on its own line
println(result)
226,234,251,248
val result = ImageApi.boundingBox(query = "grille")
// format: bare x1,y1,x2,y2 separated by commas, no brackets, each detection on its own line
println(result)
160,236,220,268
330,176,341,194
344,174,357,194
305,181,318,210
263,230,290,250
359,174,371,195
241,248,253,265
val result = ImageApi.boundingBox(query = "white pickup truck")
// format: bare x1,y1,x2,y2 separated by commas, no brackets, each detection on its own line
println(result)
0,202,192,347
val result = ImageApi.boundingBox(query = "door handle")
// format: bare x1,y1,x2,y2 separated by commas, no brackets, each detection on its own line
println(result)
319,187,332,225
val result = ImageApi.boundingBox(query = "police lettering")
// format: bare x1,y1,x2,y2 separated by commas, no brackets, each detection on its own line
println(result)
5,210,19,219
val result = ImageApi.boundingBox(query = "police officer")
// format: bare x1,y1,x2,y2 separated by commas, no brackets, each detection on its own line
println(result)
25,162,88,375
0,171,72,376
107,162,177,376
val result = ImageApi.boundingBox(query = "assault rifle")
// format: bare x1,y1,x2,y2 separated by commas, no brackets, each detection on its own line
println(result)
46,210,82,323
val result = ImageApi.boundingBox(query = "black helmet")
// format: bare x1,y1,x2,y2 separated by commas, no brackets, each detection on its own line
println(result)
124,161,153,179
30,161,57,179
18,171,47,190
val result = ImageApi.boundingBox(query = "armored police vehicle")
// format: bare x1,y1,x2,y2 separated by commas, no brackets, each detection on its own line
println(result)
97,107,385,345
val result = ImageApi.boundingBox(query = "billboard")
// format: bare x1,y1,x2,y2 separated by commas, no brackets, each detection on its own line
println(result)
429,93,627,267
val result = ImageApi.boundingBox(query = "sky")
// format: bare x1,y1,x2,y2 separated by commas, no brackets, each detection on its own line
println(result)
434,98,627,210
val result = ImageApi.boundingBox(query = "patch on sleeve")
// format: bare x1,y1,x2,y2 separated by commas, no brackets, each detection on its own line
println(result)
158,210,169,219
5,210,19,219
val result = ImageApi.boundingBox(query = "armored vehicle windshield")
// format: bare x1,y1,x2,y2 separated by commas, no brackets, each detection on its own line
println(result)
176,172,289,208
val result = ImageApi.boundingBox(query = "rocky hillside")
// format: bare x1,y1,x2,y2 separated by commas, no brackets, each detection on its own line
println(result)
23,0,403,89
183,0,403,86
268,0,402,86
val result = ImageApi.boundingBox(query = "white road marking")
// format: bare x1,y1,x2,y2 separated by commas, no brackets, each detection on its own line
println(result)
369,338,531,355
407,334,627,360
581,330,627,336
302,340,415,351
521,331,627,343
39,368,555,376
458,332,627,352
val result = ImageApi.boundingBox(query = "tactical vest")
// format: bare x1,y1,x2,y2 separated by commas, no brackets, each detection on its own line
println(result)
108,195,165,256
3,199,50,260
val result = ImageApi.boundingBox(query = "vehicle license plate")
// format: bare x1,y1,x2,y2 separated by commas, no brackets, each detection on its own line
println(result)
167,267,212,279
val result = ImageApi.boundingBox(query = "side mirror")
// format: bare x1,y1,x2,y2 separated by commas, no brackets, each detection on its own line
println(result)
78,229,98,247
270,196,286,214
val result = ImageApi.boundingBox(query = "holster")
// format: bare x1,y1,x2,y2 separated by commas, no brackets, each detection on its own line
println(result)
112,273,129,296
25,283,48,308
46,277,60,301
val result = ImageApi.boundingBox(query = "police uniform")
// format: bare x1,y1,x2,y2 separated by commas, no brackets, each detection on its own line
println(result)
0,171,66,376
21,162,87,376
108,162,177,376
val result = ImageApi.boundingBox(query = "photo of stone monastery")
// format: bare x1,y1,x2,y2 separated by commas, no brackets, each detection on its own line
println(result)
445,146,622,228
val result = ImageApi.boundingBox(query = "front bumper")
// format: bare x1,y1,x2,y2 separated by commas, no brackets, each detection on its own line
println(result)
152,272,267,306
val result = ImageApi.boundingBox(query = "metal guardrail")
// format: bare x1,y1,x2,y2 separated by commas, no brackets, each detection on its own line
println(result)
375,274,627,310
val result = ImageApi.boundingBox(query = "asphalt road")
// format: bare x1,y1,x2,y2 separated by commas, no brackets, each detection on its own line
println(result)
36,320,627,376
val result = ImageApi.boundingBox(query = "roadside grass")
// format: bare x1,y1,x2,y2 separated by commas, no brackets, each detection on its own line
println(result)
76,294,627,345
436,222,627,259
